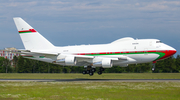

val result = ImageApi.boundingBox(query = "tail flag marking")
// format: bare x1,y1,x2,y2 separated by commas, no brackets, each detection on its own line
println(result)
19,29,37,34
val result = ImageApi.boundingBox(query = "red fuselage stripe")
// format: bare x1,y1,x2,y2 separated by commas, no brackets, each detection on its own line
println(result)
76,50,176,61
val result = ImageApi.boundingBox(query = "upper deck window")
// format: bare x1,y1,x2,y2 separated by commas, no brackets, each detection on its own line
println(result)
156,41,162,43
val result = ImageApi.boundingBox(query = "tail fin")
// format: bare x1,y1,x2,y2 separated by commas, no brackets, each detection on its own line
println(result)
13,17,55,51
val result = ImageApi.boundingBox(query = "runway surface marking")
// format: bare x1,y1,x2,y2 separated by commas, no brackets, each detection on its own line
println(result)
0,79,180,82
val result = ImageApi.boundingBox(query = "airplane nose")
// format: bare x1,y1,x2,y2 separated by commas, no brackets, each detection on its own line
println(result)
158,44,176,60
170,49,176,56
164,48,176,59
166,45,176,57
171,49,176,55
156,44,176,61
158,49,176,61
164,44,176,56
169,46,176,55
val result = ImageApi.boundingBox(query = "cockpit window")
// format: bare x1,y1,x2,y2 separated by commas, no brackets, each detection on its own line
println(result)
156,41,162,43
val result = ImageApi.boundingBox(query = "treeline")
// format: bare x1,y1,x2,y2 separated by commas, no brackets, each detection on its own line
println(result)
0,55,180,73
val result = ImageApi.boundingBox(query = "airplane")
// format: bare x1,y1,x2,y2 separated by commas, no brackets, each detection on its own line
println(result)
13,17,176,76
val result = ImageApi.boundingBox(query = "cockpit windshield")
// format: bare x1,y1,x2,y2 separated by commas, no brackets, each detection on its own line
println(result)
156,41,162,43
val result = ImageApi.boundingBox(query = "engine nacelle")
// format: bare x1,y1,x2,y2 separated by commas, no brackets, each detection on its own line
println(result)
102,59,112,68
93,58,112,68
65,56,77,65
56,55,76,66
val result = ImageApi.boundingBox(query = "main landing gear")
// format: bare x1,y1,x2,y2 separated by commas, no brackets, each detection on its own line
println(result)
97,67,104,75
82,66,105,76
152,63,155,71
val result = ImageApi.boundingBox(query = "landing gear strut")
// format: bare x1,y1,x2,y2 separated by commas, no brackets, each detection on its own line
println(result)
152,61,156,72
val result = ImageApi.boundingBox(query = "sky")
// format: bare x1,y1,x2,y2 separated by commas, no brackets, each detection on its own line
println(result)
0,0,180,56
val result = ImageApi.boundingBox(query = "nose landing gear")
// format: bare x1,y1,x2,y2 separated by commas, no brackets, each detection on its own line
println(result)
152,61,156,72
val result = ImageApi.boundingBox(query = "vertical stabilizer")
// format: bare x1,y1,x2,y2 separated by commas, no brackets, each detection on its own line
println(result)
13,17,54,51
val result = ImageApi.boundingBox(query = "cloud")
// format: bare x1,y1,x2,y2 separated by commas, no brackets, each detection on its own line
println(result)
86,2,101,6
136,1,180,11
0,0,178,21
0,0,179,55
50,1,69,5
7,1,37,7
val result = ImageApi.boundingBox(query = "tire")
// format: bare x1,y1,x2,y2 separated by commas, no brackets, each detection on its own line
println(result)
98,71,102,75
82,71,86,74
89,72,94,76
91,68,96,72
86,70,90,74
152,68,155,71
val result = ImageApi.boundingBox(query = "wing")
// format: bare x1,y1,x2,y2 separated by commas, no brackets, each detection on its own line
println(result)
2,49,136,67
4,49,94,66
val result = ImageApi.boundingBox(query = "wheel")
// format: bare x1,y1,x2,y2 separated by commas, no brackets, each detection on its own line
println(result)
86,70,90,74
82,71,86,74
89,71,94,76
91,68,96,72
152,68,155,71
98,71,102,75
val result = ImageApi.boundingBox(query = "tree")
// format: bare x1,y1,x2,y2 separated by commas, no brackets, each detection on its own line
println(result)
175,55,180,72
13,56,18,72
17,56,25,73
163,56,176,73
24,58,33,73
0,57,12,73
0,57,6,73
126,64,136,73
63,66,71,73
3,58,10,73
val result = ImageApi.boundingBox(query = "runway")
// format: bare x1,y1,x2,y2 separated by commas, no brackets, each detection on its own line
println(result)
0,79,180,82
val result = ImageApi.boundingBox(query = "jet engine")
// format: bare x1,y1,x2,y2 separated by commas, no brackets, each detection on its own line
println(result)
56,55,77,66
93,58,112,68
102,59,112,68
65,56,77,65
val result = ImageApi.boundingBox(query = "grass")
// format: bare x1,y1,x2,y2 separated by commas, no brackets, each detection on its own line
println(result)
0,73,180,100
0,81,180,100
0,73,180,79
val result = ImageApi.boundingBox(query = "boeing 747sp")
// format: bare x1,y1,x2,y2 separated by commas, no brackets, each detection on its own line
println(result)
13,17,176,76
